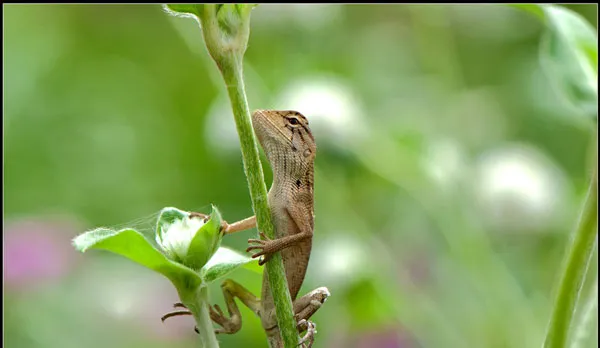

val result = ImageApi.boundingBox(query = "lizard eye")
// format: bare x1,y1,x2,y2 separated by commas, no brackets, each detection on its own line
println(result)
287,117,300,126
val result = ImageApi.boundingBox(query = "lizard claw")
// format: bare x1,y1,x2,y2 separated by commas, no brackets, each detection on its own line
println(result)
163,302,200,335
246,244,274,265
247,239,266,245
209,303,241,334
247,232,270,245
173,302,187,309
258,253,273,266
190,212,231,234
189,212,210,222
246,232,275,264
245,245,264,253
209,304,226,319
160,309,193,322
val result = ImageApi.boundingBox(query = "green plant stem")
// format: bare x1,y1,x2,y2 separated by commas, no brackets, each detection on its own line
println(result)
571,280,598,348
182,286,220,348
217,55,299,348
190,5,298,347
544,163,598,348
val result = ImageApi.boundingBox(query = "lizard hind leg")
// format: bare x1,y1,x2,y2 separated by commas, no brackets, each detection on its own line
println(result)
292,287,329,348
295,287,329,348
292,286,330,322
210,279,262,335
262,286,330,344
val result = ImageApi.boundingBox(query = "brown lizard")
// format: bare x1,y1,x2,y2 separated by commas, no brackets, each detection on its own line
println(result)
163,110,329,347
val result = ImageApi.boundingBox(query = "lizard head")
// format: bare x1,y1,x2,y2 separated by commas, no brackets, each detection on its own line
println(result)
251,109,316,165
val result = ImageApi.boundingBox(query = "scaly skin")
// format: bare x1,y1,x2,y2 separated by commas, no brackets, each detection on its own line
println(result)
162,110,329,348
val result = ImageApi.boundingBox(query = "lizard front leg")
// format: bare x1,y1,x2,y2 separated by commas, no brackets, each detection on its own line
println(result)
193,209,311,266
247,231,312,265
246,200,313,265
189,212,256,235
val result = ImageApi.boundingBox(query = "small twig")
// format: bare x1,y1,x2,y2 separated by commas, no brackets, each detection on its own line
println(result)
543,156,598,348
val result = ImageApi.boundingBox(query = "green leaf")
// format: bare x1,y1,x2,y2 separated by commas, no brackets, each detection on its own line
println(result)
201,247,258,283
512,4,598,118
242,258,263,275
163,4,203,19
164,4,257,27
509,4,545,20
73,228,202,290
185,205,223,270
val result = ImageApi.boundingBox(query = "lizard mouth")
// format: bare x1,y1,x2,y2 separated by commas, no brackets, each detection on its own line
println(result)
253,110,294,146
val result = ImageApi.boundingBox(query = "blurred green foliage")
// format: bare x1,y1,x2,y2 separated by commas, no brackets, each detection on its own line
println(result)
4,4,597,348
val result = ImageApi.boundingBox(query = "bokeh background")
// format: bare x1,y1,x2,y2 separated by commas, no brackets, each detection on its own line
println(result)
4,4,598,348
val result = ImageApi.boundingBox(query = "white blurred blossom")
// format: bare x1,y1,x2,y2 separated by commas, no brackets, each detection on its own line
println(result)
310,233,369,288
252,4,342,31
205,98,240,153
473,144,570,233
276,76,366,149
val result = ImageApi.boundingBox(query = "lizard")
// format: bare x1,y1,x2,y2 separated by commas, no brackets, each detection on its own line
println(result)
162,109,330,348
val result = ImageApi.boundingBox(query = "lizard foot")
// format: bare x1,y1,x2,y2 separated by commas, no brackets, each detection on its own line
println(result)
189,212,230,233
297,319,317,348
246,232,275,265
160,309,192,322
161,303,198,334
188,212,210,222
209,304,241,334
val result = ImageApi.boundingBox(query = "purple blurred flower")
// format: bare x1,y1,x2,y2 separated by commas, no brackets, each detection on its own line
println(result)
407,252,431,286
355,326,417,348
328,325,417,348
3,217,81,291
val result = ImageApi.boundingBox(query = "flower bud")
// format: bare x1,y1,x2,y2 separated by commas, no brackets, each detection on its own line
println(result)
155,206,223,270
